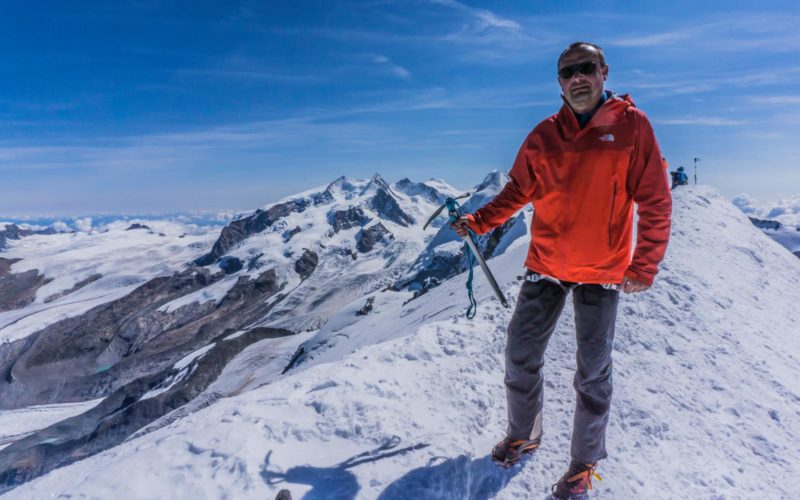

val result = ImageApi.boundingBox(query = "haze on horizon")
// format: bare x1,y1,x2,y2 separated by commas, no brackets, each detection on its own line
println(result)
2,0,799,216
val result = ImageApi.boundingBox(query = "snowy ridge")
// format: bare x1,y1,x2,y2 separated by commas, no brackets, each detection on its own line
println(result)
6,185,800,499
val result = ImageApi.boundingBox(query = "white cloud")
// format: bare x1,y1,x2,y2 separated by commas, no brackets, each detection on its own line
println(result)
51,221,71,232
73,217,93,232
733,193,800,226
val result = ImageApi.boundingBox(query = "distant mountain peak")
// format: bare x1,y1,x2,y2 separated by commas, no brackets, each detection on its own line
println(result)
475,170,506,192
360,172,395,197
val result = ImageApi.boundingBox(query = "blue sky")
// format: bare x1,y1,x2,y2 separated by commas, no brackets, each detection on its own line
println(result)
2,0,799,215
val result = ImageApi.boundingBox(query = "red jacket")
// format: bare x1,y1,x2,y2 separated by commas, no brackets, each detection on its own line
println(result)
466,94,671,286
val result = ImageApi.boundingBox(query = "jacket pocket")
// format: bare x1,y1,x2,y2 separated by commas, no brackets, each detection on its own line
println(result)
607,180,617,247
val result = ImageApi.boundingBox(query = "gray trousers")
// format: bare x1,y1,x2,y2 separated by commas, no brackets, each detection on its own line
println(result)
505,277,619,463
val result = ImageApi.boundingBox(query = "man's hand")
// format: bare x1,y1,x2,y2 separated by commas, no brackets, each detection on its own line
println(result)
450,217,471,238
621,276,650,294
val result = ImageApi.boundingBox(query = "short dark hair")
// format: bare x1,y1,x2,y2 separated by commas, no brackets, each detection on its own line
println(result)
558,41,606,68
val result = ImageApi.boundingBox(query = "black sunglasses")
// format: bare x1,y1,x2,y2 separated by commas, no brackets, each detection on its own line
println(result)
558,61,598,80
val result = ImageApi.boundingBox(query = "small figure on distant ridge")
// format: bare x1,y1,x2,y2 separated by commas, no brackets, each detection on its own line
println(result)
670,166,689,189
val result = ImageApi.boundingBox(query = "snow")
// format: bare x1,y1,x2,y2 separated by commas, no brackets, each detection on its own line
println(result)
0,399,103,452
0,220,219,343
4,185,800,498
139,343,218,401
158,275,240,314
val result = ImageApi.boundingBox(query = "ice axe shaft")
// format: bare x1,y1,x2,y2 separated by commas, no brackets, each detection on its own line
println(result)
461,230,509,308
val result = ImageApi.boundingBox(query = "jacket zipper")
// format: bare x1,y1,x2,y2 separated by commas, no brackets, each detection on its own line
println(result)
608,180,617,246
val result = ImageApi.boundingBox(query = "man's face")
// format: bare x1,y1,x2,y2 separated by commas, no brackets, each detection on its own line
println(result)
557,46,608,114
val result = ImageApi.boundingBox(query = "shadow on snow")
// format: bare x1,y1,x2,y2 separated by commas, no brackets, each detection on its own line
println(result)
261,435,526,500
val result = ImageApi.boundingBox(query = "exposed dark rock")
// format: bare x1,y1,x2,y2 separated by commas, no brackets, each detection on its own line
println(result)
125,223,151,231
294,249,318,279
329,207,370,233
369,188,415,227
275,490,293,500
0,224,30,250
247,253,264,271
0,264,286,411
0,264,51,313
356,223,394,253
748,217,781,231
794,250,800,259
0,326,293,494
44,273,103,303
0,257,22,277
220,269,281,306
312,190,334,205
219,256,243,275
355,296,375,316
283,226,301,242
196,199,309,265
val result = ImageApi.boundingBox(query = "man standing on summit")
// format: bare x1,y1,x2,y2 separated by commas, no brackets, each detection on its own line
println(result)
452,42,672,499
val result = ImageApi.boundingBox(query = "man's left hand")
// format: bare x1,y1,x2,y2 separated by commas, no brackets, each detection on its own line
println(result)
621,277,650,293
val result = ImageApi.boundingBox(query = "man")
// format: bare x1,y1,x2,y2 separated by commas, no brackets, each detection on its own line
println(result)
670,166,689,189
452,42,671,499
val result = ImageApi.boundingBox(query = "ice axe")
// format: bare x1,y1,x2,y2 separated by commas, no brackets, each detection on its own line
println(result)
424,194,509,318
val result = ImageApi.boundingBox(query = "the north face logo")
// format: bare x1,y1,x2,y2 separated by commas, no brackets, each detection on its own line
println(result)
599,134,615,142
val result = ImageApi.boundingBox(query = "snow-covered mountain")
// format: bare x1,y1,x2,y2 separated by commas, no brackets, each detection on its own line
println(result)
396,170,530,295
0,173,471,489
1,184,799,498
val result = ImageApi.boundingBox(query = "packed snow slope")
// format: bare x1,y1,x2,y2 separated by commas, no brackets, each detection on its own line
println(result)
5,185,800,499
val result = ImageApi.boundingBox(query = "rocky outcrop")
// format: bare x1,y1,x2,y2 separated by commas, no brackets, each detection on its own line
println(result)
0,265,286,411
43,273,103,303
125,223,151,231
0,224,57,250
0,326,292,493
0,260,51,313
294,249,318,279
355,296,375,316
749,217,781,230
0,257,21,277
0,224,30,250
329,207,370,233
283,226,301,242
195,199,309,265
219,256,243,275
369,189,414,227
794,250,800,259
356,223,394,253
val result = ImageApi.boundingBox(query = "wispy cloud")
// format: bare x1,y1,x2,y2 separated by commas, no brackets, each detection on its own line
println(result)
747,96,800,106
653,116,746,126
430,0,526,44
370,54,411,80
609,13,800,52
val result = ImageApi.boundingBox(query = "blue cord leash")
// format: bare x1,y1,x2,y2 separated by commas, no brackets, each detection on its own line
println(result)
423,193,509,319
446,197,478,319
464,234,477,319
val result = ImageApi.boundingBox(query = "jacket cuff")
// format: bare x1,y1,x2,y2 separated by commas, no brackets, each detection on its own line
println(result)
624,266,655,287
464,213,487,235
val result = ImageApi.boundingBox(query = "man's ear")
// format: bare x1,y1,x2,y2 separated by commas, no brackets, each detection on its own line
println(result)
602,64,609,80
